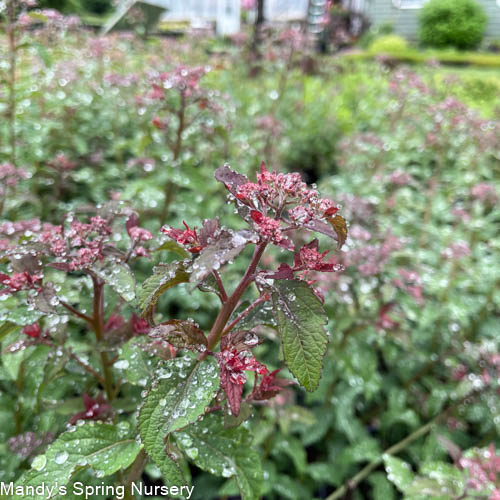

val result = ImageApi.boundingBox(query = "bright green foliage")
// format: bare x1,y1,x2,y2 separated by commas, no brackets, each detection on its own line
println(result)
271,280,328,391
419,0,487,50
16,422,141,498
115,336,161,386
176,413,263,500
93,260,136,303
369,35,409,53
138,356,220,483
138,261,191,321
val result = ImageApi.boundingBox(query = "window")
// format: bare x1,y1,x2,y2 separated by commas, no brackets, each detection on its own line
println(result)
392,0,426,9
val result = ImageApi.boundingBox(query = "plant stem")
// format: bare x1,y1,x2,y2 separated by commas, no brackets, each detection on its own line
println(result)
160,93,186,226
222,292,270,336
91,276,114,401
201,243,267,357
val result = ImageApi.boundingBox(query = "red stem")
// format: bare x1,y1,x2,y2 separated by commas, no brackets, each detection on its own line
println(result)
222,292,270,336
200,243,267,359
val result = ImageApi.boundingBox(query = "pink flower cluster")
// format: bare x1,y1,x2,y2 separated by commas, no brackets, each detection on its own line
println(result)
471,183,498,205
343,232,402,276
442,240,471,260
459,444,500,495
218,347,267,386
0,271,43,295
0,218,41,237
233,162,339,248
39,216,112,271
150,65,209,99
0,163,29,195
161,221,204,254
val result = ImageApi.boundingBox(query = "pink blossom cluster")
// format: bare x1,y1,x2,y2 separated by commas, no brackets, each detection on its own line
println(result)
39,216,112,270
0,218,41,236
0,163,29,194
150,65,209,99
234,163,339,247
459,444,500,496
343,232,402,276
0,271,43,295
442,240,471,260
8,431,54,460
393,268,424,304
161,221,204,254
388,170,413,186
218,347,267,386
471,183,498,205
47,154,77,172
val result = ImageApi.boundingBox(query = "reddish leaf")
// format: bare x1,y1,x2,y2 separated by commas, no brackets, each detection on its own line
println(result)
149,319,207,352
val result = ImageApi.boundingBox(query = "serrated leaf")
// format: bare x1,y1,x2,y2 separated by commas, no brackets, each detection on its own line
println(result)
270,280,328,391
232,299,276,330
190,229,256,284
176,413,263,500
116,336,160,386
139,356,219,483
150,320,207,352
16,422,141,498
383,455,415,492
93,260,136,303
326,215,348,249
138,260,190,323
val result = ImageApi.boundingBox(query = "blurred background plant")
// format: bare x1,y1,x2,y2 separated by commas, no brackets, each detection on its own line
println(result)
0,2,499,499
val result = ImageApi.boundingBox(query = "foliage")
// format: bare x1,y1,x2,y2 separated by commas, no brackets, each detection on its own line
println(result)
419,0,487,50
0,15,499,500
369,34,409,54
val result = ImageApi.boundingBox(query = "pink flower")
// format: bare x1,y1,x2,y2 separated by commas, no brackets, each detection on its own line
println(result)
129,226,153,242
442,241,471,260
471,183,498,204
218,347,267,386
294,240,339,272
0,272,43,294
388,171,413,186
161,221,204,253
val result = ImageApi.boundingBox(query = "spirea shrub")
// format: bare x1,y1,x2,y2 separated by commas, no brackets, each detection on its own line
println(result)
0,162,347,499
418,0,487,50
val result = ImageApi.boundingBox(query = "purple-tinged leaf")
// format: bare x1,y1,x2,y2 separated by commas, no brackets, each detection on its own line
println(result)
190,229,258,284
149,319,207,352
214,164,249,196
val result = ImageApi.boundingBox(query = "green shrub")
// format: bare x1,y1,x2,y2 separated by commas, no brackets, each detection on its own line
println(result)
369,34,409,53
419,0,487,50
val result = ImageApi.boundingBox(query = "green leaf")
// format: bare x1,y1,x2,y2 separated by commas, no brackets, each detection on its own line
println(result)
0,321,19,341
16,422,141,498
232,299,277,330
116,336,160,386
93,260,136,303
270,280,328,391
138,261,190,322
176,413,263,500
383,455,415,492
153,240,190,259
138,356,219,484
